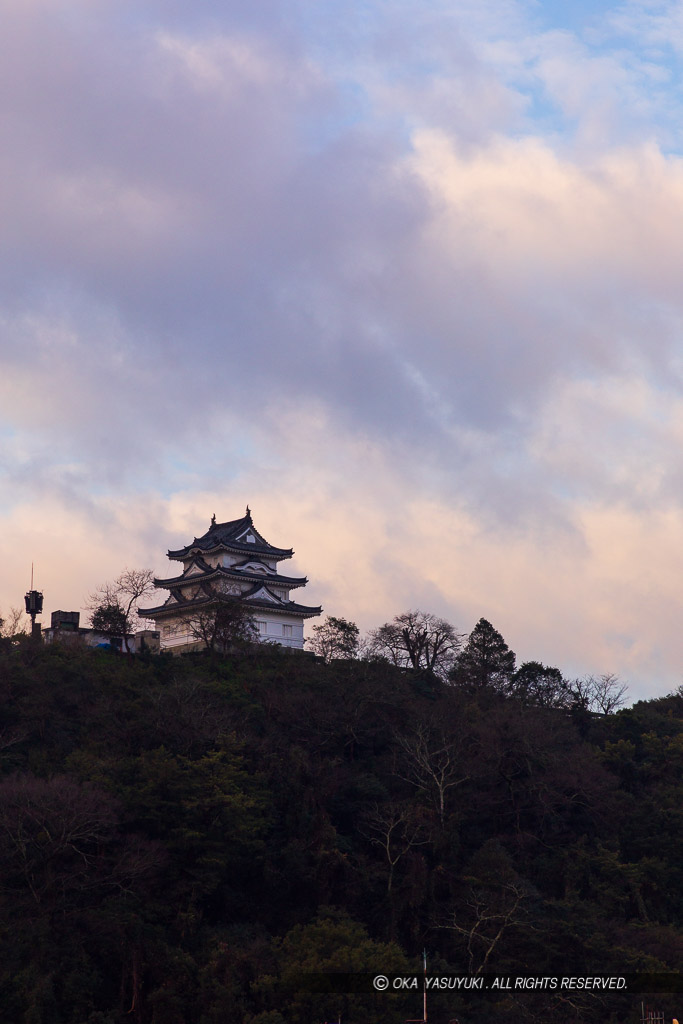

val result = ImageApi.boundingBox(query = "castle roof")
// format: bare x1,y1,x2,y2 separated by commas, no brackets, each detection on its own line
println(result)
154,555,307,590
139,589,321,620
168,510,293,562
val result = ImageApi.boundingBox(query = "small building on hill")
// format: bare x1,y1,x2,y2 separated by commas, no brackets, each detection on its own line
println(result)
138,508,321,652
43,611,160,653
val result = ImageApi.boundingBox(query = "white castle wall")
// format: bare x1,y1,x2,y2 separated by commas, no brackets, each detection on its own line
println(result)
159,611,305,650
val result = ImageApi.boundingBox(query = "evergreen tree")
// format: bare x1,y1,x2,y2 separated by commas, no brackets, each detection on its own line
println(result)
451,617,516,691
90,602,128,646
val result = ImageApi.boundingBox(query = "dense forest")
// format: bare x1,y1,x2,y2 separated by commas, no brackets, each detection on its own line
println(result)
0,625,681,1024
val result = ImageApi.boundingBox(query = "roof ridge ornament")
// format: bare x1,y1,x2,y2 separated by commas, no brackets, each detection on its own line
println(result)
211,513,216,527
166,509,295,560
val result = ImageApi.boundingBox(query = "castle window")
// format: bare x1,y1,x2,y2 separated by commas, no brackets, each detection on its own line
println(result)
282,624,292,638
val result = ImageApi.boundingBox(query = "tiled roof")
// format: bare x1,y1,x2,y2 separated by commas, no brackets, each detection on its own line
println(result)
138,592,321,619
167,511,293,561
154,560,307,590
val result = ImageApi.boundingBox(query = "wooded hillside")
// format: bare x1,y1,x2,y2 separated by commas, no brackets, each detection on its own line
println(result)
0,638,680,1023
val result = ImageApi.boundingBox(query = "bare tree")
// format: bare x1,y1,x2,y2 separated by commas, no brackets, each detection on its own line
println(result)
395,723,470,827
570,673,628,714
590,673,628,714
0,773,118,906
0,727,28,761
360,802,430,894
366,610,462,680
88,568,155,653
439,880,530,973
0,607,27,639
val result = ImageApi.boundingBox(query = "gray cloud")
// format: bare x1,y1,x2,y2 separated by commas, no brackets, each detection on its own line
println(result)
4,0,683,694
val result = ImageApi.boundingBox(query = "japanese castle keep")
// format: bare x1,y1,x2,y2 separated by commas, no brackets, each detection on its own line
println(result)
139,508,321,651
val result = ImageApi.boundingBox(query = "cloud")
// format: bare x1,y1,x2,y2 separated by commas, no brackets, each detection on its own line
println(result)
3,0,683,698
4,405,683,698
608,0,683,52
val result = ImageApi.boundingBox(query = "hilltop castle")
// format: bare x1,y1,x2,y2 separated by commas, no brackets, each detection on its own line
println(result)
139,508,321,651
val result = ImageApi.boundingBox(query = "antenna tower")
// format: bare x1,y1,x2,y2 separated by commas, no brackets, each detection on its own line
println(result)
24,563,44,638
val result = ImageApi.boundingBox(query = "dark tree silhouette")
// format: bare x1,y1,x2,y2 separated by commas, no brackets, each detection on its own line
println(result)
510,661,571,708
569,672,628,714
451,617,516,691
183,596,258,652
306,615,360,661
90,602,128,648
89,568,155,652
366,610,462,679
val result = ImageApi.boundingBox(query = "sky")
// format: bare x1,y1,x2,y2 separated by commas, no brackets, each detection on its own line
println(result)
3,0,683,700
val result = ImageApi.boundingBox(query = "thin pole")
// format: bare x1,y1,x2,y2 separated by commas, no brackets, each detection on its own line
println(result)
423,949,427,1024
29,563,35,631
